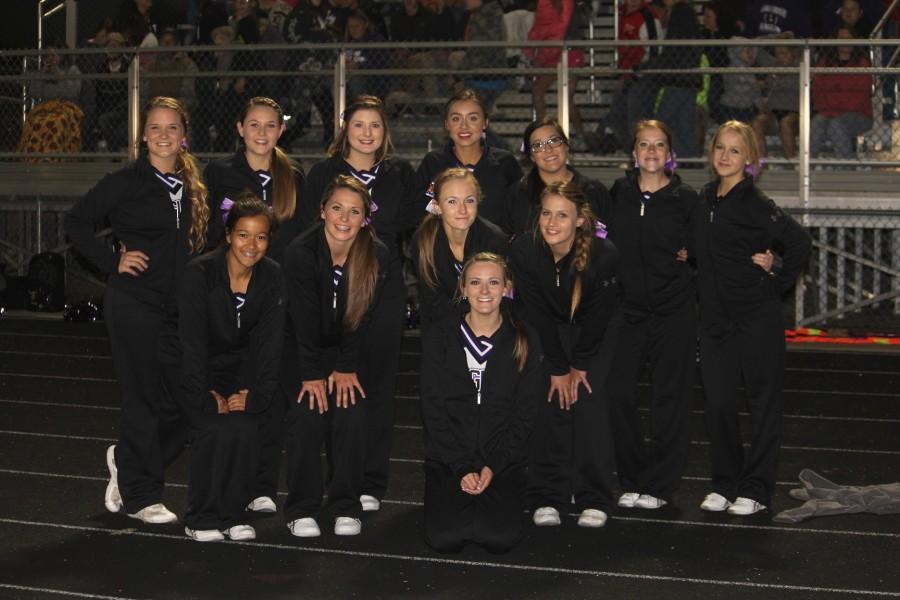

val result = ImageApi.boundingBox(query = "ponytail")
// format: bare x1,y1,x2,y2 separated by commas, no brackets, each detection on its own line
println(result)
415,214,442,289
178,148,210,253
271,145,300,222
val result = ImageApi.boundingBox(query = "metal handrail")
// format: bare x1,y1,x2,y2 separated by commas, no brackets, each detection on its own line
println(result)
870,0,900,40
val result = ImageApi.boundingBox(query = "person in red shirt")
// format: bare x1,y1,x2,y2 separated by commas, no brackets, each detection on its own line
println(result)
810,26,873,160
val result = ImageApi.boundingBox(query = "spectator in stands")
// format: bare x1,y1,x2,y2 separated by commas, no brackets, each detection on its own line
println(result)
388,0,443,104
501,0,535,88
819,0,878,37
526,0,587,148
699,1,735,147
258,0,294,33
32,43,82,104
143,28,198,112
116,0,159,47
752,45,799,160
232,0,263,44
742,0,811,38
810,26,873,160
590,0,661,154
642,0,703,158
718,41,773,124
344,9,391,100
92,32,131,151
449,0,509,114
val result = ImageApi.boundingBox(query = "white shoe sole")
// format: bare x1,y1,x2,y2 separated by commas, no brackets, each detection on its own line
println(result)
104,445,122,513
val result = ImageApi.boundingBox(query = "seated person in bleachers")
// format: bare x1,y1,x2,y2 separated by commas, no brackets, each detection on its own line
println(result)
344,9,391,100
88,31,130,151
810,26,873,160
32,43,82,105
388,0,444,102
717,41,774,124
448,0,511,115
143,28,198,112
819,0,877,37
752,45,800,161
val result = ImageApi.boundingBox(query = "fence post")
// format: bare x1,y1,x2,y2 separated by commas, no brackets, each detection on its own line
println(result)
334,50,346,142
795,44,812,326
65,0,77,49
128,57,140,160
557,47,570,137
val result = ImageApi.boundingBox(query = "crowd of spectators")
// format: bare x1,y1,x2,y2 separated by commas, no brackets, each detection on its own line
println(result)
16,0,900,160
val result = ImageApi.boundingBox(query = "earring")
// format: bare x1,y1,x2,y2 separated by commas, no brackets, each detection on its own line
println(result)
634,159,640,168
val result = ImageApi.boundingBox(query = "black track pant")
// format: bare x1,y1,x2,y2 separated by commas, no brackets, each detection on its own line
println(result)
700,301,785,507
183,410,260,530
104,287,186,513
283,395,366,521
424,461,525,554
526,324,617,512
252,385,287,500
606,301,697,500
360,262,405,500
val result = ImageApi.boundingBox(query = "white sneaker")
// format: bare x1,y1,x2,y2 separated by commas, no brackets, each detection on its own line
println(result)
287,517,321,538
617,492,640,508
700,492,732,512
128,503,178,524
104,445,122,513
727,497,767,516
246,496,277,513
359,494,381,512
635,494,667,509
532,506,561,526
223,524,256,540
334,516,362,536
184,526,224,542
577,508,608,528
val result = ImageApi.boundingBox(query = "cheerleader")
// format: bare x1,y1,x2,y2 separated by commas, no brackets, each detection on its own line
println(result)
694,121,811,515
504,117,610,237
604,120,699,510
205,96,306,263
177,193,285,541
204,96,305,514
510,181,620,528
64,96,209,523
299,95,416,511
411,168,507,331
414,88,523,224
420,252,540,553
283,175,389,537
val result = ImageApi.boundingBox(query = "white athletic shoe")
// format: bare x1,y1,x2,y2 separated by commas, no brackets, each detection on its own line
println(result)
128,503,178,524
359,494,381,512
287,517,321,538
104,445,123,513
727,497,767,516
577,508,608,528
532,506,561,526
634,494,667,509
223,524,257,540
617,492,640,508
246,496,277,513
699,492,732,512
334,517,362,536
184,526,224,542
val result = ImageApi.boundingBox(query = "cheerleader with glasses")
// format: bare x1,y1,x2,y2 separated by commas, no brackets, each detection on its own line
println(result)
282,175,389,537
510,181,620,528
420,252,540,554
177,193,286,542
299,95,416,513
64,97,209,524
204,96,306,514
694,121,811,516
411,168,507,331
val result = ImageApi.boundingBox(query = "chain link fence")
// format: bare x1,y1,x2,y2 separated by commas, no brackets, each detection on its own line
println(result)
1,36,899,332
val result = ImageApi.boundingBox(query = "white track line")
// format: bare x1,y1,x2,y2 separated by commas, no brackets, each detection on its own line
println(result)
0,518,897,597
6,398,898,425
1,428,897,456
0,332,106,341
0,583,138,600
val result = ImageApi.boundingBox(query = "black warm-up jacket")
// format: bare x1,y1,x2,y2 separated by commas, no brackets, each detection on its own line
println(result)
177,247,286,415
510,233,620,376
410,216,508,328
419,311,541,478
607,170,699,318
64,155,194,307
204,152,306,263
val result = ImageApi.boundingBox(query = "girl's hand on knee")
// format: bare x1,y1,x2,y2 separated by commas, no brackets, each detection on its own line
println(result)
328,371,366,409
210,390,228,414
298,379,328,414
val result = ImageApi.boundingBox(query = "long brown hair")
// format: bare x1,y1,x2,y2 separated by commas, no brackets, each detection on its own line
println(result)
458,252,529,371
320,175,380,330
416,168,483,290
141,96,208,252
238,96,302,223
538,181,595,320
327,95,395,164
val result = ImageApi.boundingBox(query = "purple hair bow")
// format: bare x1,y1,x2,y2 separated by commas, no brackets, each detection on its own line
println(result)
744,158,766,178
220,197,234,225
665,152,678,172
594,219,608,239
